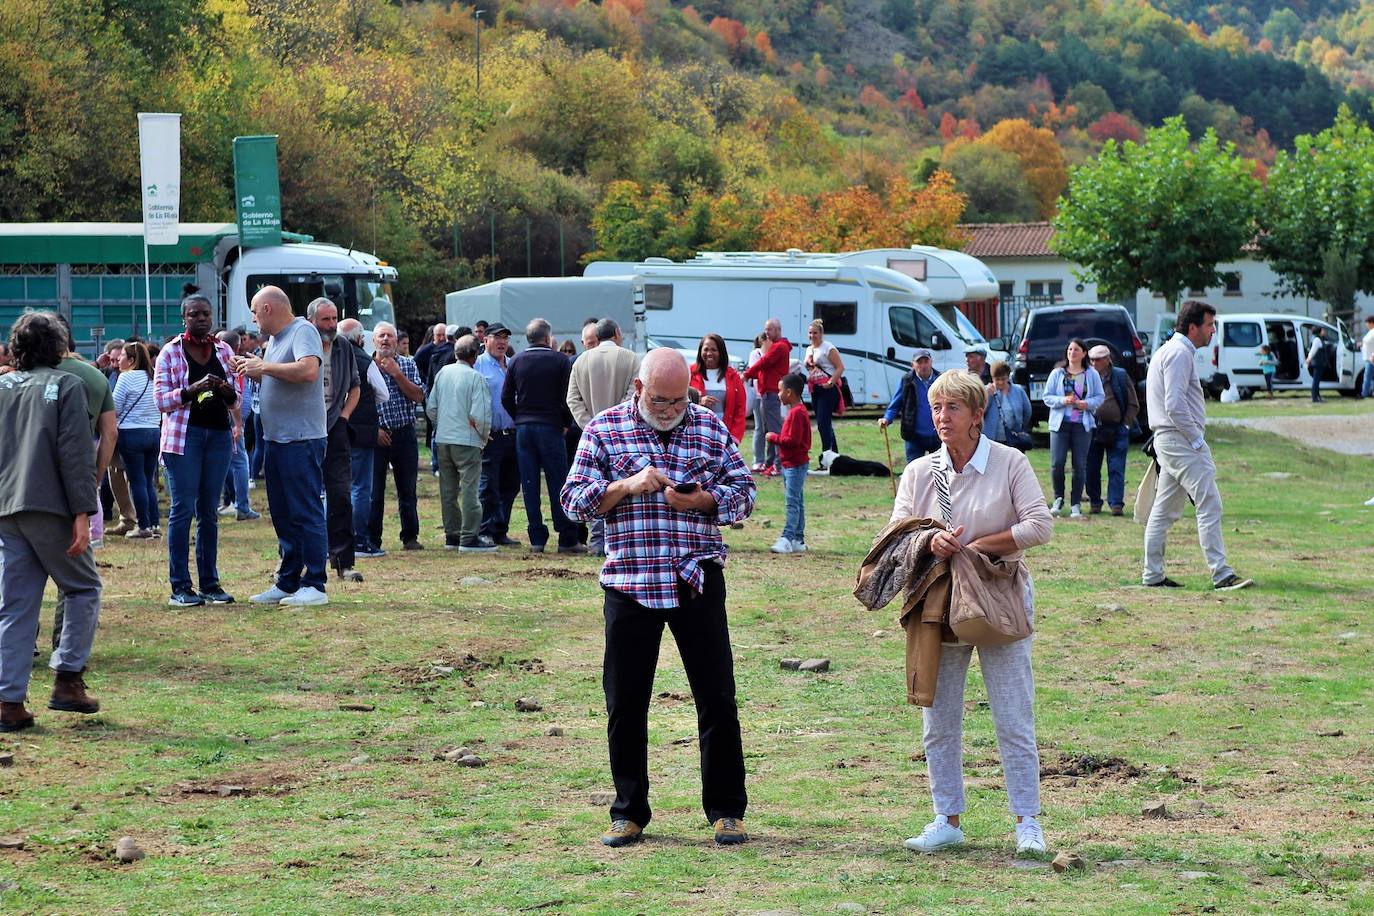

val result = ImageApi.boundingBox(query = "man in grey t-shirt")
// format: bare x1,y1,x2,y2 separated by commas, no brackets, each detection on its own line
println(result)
234,286,330,607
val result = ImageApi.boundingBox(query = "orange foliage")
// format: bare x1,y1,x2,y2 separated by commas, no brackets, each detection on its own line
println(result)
858,85,890,111
755,172,968,251
709,16,749,52
681,5,704,27
896,88,926,118
939,111,957,140
977,118,1067,218
1087,112,1141,144
605,0,645,13
815,65,832,87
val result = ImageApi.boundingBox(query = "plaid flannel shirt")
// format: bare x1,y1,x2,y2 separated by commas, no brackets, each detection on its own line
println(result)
377,354,423,429
154,338,240,456
561,399,756,609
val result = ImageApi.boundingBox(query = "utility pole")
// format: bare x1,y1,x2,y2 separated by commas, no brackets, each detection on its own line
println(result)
859,130,867,186
475,9,485,94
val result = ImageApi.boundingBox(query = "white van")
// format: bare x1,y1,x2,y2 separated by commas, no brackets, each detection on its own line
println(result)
584,249,1005,406
1188,313,1362,398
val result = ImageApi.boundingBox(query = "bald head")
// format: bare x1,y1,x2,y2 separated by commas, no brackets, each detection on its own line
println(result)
639,347,689,387
635,349,691,431
338,318,363,346
251,285,293,336
764,318,781,341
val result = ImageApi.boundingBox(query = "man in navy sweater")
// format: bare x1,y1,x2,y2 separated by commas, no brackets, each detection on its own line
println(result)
501,318,586,554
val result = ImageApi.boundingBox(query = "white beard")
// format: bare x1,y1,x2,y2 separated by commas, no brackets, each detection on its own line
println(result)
638,397,686,433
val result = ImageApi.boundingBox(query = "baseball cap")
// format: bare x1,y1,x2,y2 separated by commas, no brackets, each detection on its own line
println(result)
485,322,512,336
966,344,989,355
911,348,933,361
1088,344,1111,360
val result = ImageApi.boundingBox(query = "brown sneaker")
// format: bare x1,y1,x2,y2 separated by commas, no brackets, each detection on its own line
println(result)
0,701,35,733
713,817,748,845
48,669,100,714
600,819,643,847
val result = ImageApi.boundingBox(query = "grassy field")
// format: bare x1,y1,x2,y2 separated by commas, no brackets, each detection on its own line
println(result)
2,400,1372,914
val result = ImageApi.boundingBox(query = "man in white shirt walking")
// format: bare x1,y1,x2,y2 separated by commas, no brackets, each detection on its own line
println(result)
1142,300,1253,591
1360,315,1374,400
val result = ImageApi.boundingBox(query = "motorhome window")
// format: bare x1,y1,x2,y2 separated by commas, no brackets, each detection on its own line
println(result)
644,284,673,310
813,301,857,335
886,259,927,281
1222,322,1261,348
1223,272,1241,296
889,307,938,348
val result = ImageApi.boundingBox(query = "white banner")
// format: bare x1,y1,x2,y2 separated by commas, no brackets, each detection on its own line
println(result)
138,113,181,245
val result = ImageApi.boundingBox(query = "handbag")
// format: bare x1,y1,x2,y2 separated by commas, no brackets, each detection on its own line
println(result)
993,391,1032,451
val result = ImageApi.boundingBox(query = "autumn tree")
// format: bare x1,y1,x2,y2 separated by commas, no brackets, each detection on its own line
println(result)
756,172,967,251
941,142,1039,222
977,119,1067,219
1259,107,1374,329
1052,117,1259,308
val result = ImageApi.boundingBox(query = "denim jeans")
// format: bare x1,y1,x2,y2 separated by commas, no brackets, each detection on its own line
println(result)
515,422,577,549
752,392,781,466
479,430,520,541
116,426,161,530
250,410,266,478
264,438,328,593
904,433,941,463
1086,423,1130,509
370,424,420,546
222,434,251,513
163,426,233,593
781,464,807,543
1363,362,1374,398
1050,421,1091,505
811,384,840,454
350,445,375,551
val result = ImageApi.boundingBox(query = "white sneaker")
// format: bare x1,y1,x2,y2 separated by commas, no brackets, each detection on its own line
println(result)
1365,495,1374,506
904,815,964,853
1069,504,1084,519
1050,497,1064,516
280,586,329,607
250,585,293,604
789,539,808,553
1015,817,1046,855
217,505,236,517
769,536,794,554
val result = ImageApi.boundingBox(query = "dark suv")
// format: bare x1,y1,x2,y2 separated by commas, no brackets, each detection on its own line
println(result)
995,304,1148,430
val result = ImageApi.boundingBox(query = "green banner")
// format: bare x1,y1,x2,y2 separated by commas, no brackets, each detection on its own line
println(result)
232,135,282,248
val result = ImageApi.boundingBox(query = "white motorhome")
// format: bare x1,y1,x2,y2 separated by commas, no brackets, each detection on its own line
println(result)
1190,312,1363,398
445,276,647,354
583,248,1004,406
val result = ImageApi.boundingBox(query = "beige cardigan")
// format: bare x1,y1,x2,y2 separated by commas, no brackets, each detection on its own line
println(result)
566,341,641,428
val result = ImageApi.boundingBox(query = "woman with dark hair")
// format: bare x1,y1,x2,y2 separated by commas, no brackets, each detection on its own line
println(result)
1042,338,1103,519
113,342,161,538
154,293,240,606
803,319,845,453
689,333,747,443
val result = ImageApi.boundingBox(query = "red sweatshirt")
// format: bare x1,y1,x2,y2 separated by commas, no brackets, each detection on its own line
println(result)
743,337,792,395
772,402,812,469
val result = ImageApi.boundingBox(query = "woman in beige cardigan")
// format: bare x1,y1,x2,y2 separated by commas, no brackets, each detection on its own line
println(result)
889,371,1053,856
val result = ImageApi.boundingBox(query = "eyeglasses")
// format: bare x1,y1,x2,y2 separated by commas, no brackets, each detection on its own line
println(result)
648,396,689,409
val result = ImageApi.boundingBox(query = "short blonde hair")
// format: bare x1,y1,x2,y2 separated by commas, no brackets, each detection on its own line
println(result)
927,370,987,415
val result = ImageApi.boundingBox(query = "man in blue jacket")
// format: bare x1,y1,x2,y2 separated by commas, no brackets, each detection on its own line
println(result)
879,349,940,461
502,318,585,554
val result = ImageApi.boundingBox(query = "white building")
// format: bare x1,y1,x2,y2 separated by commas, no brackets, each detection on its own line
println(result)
960,222,1374,344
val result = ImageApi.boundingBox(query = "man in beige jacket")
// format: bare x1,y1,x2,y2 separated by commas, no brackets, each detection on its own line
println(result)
566,318,641,555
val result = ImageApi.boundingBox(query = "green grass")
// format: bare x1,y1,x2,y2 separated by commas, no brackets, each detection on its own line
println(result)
2,400,1373,913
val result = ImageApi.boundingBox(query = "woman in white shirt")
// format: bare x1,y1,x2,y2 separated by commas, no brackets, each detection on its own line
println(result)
112,342,163,537
889,370,1053,857
803,319,845,454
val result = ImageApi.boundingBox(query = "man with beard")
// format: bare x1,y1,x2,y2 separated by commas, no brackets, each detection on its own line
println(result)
308,298,362,582
561,348,756,849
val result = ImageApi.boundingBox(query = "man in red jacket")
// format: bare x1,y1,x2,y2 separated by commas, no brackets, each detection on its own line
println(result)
741,318,791,475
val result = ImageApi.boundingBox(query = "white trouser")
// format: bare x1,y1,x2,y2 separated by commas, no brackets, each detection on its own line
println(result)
1141,430,1234,585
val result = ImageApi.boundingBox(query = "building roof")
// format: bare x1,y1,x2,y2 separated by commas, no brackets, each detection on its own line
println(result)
958,222,1056,258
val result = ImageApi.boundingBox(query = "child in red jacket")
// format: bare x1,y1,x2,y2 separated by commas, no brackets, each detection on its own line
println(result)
767,373,811,553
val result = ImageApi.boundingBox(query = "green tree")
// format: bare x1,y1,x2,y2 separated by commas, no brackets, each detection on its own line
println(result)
941,142,1039,222
1259,107,1374,330
1051,117,1259,307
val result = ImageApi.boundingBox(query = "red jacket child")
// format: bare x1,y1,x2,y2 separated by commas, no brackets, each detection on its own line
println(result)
769,400,811,469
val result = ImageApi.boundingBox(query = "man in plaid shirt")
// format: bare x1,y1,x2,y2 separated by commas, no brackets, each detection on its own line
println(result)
369,322,427,551
561,348,755,849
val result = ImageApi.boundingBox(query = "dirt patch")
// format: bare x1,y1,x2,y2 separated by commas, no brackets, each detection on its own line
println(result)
1040,753,1144,779
380,648,547,687
168,761,306,801
1212,414,1374,456
521,566,597,580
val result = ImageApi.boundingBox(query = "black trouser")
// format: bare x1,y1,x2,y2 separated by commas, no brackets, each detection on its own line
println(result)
812,384,840,454
478,430,520,540
602,563,747,828
1311,361,1325,401
369,424,420,546
324,417,354,571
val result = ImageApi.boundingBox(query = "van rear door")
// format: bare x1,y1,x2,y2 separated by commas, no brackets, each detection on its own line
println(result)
1219,319,1264,392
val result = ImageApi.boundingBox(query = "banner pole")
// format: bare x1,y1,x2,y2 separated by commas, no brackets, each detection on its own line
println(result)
144,235,153,337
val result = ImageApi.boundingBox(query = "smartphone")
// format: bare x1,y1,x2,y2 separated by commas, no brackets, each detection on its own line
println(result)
673,482,699,494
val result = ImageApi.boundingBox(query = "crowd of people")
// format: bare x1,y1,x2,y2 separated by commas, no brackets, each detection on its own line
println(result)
1,293,1352,856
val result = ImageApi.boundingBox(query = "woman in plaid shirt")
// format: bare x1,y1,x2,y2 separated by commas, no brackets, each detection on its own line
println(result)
562,349,756,849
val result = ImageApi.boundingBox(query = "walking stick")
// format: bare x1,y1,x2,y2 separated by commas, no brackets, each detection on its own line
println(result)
881,423,898,499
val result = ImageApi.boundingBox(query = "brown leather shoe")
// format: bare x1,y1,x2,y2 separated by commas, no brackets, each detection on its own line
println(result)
1,701,35,732
49,669,100,714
